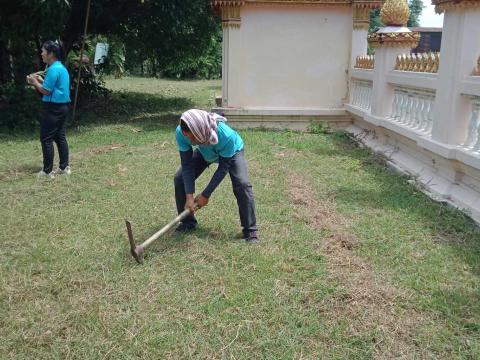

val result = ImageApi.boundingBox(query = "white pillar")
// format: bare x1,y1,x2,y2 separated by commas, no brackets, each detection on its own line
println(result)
370,45,411,118
218,3,242,107
222,26,230,106
351,28,369,69
350,5,372,69
431,8,480,145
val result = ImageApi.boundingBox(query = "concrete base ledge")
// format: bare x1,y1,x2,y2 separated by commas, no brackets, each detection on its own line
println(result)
212,107,352,130
345,121,480,225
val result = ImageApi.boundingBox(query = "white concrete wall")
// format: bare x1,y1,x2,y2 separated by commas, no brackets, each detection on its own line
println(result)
228,4,352,109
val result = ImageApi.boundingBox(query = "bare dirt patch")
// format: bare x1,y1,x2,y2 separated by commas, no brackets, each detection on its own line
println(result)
86,143,124,155
287,173,435,359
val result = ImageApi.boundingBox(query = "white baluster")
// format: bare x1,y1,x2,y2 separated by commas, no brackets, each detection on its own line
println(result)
419,94,431,133
362,83,368,110
367,84,372,111
352,81,358,105
412,93,421,128
414,93,425,130
465,99,480,152
426,94,435,135
356,82,362,107
361,83,368,110
405,93,415,127
355,81,361,106
399,91,408,124
359,83,364,108
391,90,399,119
397,90,406,123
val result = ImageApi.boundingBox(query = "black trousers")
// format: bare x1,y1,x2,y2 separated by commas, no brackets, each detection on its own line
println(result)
174,150,257,235
40,103,70,173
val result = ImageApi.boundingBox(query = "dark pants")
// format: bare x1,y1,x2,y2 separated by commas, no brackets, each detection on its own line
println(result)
174,150,257,235
40,103,70,173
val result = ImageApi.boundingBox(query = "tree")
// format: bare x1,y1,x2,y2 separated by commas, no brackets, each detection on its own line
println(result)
0,0,220,84
369,0,425,32
407,0,425,27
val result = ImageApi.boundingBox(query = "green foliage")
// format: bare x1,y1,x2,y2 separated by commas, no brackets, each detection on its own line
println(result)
407,0,425,27
0,83,41,131
0,0,222,132
91,35,126,78
369,1,425,32
308,122,329,134
369,8,383,33
161,31,222,79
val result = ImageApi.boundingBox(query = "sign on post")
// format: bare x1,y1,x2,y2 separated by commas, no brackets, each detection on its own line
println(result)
94,43,109,65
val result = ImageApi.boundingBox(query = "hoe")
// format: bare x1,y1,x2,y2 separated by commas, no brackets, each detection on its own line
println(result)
125,206,197,264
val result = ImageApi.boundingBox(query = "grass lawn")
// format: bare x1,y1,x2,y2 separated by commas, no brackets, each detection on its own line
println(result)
1,77,479,359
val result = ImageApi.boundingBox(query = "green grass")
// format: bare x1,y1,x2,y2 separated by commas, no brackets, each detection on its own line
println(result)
1,77,479,359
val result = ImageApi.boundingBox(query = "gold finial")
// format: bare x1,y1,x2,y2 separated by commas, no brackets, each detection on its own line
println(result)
380,0,411,26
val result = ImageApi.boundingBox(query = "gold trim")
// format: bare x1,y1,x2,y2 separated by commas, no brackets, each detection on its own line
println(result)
395,52,440,73
355,55,375,69
212,1,386,28
214,0,384,6
213,1,245,28
368,31,420,48
353,6,371,29
353,0,384,9
432,0,480,14
245,0,351,4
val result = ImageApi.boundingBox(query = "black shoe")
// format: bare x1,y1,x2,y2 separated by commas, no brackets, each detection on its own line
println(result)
244,231,260,244
175,222,196,234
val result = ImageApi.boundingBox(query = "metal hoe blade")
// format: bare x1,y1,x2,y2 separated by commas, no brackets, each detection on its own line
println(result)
125,220,144,264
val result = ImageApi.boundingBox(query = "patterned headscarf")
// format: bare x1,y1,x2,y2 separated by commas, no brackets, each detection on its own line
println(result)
180,109,225,145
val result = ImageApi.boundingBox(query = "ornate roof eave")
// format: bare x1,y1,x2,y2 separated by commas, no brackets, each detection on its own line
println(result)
213,0,384,7
211,0,385,28
353,0,384,9
368,32,421,48
432,0,480,14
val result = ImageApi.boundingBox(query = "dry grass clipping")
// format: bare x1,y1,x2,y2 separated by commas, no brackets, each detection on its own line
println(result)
287,173,435,359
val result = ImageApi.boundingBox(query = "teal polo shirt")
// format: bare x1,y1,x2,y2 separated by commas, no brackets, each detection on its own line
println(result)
42,61,71,103
176,121,244,162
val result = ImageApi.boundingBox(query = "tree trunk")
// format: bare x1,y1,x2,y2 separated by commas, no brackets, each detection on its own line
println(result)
0,40,5,83
35,35,43,71
64,0,87,56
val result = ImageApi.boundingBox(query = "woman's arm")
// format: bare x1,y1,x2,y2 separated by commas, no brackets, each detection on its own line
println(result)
27,75,51,96
180,149,196,195
201,155,234,199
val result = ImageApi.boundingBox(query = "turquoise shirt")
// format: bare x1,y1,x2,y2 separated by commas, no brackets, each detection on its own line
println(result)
176,121,244,162
42,61,70,103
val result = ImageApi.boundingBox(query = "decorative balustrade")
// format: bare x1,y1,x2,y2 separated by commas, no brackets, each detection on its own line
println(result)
354,55,374,69
350,79,372,111
395,52,440,73
461,97,480,153
389,87,436,135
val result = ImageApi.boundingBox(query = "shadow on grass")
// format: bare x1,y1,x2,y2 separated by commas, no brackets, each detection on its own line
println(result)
0,91,195,142
73,91,194,132
118,225,235,264
330,132,480,247
0,162,40,180
278,129,480,323
318,133,480,325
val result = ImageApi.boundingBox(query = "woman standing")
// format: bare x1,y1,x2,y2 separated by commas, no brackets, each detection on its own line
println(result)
174,109,259,243
27,40,71,179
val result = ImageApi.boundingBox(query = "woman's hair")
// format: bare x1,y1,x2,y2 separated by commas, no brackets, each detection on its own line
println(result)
42,39,65,63
180,119,191,133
